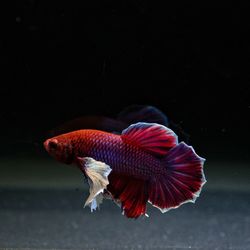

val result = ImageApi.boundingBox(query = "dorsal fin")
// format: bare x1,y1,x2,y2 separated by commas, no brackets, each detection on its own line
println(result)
121,122,178,157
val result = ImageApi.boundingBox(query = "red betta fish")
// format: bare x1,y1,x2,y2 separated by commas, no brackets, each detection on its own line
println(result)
44,122,206,218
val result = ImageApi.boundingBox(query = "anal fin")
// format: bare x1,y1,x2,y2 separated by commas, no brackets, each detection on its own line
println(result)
107,172,149,218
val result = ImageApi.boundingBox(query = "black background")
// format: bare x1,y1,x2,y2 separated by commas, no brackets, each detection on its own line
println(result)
1,1,250,161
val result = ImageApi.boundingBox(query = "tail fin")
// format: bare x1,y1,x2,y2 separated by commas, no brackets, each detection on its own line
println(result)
107,140,205,218
148,142,206,212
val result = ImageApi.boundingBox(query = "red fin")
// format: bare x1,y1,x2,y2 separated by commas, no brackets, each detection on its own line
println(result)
107,173,149,218
121,123,178,157
107,143,205,217
149,142,206,212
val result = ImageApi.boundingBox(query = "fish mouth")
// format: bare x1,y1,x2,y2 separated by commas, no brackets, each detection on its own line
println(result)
43,139,58,152
43,139,49,151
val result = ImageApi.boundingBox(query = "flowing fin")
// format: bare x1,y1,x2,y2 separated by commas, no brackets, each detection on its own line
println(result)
107,173,149,218
148,142,206,212
107,142,205,218
121,123,178,157
77,157,112,212
117,105,169,127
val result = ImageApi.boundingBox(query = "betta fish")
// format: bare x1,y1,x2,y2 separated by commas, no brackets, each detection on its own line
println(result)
44,122,206,218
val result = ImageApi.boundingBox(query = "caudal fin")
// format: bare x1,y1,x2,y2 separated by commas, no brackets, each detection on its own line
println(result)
107,124,205,218
149,142,206,212
107,142,205,218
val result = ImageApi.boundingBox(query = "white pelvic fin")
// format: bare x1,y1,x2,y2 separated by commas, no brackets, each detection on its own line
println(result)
89,193,104,212
83,157,112,211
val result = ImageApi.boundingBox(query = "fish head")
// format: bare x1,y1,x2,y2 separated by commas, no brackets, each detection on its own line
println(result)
44,135,74,164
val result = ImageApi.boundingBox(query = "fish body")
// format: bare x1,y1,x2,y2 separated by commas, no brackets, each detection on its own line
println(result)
44,122,206,218
54,130,163,178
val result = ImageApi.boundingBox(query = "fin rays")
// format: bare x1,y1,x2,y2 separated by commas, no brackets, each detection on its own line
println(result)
78,157,112,211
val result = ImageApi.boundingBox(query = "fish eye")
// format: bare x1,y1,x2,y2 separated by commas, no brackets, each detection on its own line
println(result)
49,140,58,149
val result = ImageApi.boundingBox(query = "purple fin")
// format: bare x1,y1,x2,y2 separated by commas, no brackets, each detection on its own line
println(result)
148,142,206,212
